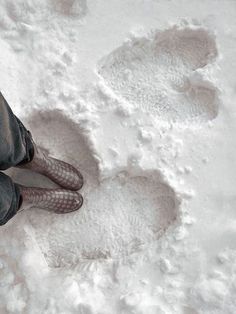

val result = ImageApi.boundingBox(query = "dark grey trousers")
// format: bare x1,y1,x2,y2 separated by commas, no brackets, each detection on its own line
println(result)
0,92,34,225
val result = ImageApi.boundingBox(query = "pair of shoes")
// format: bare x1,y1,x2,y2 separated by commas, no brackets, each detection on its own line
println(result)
18,143,84,214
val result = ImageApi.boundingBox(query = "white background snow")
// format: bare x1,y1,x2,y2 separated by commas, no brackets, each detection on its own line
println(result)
0,0,236,313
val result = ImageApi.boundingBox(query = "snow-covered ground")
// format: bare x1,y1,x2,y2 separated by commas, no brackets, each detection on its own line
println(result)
0,0,236,313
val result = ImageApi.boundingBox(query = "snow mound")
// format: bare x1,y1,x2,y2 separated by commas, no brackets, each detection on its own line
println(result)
98,27,219,123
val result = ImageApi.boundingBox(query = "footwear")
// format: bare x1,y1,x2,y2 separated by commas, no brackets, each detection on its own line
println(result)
19,185,83,214
20,143,83,191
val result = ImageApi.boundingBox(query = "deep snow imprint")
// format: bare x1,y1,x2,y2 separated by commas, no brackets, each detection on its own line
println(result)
98,27,219,123
21,111,180,267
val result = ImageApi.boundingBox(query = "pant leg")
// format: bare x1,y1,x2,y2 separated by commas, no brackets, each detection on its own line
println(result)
0,92,33,225
0,92,34,170
0,172,21,225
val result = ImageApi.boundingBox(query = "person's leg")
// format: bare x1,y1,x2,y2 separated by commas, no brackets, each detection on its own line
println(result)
0,92,83,190
0,92,34,170
0,171,83,225
0,92,83,226
18,185,83,214
0,92,33,225
20,144,84,191
0,172,21,225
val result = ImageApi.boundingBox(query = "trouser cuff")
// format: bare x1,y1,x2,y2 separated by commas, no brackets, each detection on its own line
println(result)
15,117,35,166
0,176,21,225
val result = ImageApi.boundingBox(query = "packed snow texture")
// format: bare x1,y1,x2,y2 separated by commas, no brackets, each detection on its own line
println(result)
12,111,179,267
98,28,219,123
1,0,236,313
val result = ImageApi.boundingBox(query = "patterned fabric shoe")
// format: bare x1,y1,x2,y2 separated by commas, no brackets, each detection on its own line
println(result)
19,185,83,214
20,143,83,191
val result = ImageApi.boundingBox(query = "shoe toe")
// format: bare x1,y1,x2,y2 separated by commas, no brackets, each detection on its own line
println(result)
69,168,84,191
58,192,83,214
74,192,83,210
54,160,84,191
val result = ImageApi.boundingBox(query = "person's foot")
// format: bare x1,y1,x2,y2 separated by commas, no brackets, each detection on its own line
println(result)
20,143,83,191
18,185,83,214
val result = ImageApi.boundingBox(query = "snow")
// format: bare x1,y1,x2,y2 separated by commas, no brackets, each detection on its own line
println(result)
0,0,236,313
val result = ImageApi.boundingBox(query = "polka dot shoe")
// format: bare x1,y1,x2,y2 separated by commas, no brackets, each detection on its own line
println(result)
20,143,83,191
18,185,83,214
